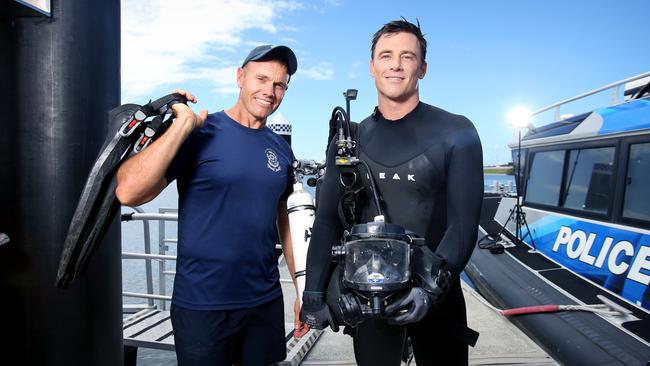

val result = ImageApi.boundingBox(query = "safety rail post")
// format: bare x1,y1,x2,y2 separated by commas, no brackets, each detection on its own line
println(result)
124,206,155,308
610,85,620,105
158,207,178,310
158,209,166,310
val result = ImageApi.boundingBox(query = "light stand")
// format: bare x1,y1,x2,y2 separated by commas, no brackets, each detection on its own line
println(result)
506,127,537,252
479,108,537,253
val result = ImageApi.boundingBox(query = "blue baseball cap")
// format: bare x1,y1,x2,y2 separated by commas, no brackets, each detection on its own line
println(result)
241,44,298,75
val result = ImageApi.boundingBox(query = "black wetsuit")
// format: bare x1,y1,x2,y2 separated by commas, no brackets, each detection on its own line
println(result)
305,102,483,365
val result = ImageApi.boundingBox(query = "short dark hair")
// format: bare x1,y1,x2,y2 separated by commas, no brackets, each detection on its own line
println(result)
371,18,427,62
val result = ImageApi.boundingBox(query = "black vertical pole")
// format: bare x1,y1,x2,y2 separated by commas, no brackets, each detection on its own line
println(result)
517,129,522,242
0,1,122,365
345,98,351,120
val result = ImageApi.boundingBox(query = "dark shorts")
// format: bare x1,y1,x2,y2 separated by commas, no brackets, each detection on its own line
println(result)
170,296,286,366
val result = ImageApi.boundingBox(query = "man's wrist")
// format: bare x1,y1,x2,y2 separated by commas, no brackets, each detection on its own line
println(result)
179,115,198,133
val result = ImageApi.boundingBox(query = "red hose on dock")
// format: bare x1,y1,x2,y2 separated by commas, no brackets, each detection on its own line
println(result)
501,305,561,316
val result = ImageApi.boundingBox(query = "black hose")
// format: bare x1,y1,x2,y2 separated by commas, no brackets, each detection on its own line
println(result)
331,106,351,144
358,159,384,217
330,105,384,217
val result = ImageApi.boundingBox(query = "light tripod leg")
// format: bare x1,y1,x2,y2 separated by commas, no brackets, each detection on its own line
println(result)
478,205,516,252
483,202,537,253
520,209,537,252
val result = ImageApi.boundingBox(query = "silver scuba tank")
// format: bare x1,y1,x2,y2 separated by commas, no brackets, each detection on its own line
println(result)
286,179,316,308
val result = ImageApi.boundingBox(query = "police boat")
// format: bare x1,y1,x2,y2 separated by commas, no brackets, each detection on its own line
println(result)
466,72,650,366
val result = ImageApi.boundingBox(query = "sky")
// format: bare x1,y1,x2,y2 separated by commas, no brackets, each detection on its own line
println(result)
121,0,650,165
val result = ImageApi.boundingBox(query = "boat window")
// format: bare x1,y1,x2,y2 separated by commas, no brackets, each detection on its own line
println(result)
622,142,650,221
561,147,615,214
525,150,565,206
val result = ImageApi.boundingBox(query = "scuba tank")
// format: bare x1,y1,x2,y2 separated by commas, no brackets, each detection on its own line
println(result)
287,159,324,307
268,112,319,307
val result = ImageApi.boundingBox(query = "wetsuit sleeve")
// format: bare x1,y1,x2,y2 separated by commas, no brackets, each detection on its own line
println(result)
435,117,483,277
304,138,344,292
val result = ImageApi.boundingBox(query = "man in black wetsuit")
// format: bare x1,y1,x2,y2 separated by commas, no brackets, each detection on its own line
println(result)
301,20,483,365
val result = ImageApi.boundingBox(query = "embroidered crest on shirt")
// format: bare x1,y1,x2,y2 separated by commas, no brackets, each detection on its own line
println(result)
265,148,281,172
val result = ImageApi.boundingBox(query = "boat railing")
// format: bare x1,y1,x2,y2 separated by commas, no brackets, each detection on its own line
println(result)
532,71,650,122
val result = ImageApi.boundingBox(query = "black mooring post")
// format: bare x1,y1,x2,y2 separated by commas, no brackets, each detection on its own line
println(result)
0,1,122,365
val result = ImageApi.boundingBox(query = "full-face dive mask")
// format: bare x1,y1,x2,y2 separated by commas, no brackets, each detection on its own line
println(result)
331,217,414,326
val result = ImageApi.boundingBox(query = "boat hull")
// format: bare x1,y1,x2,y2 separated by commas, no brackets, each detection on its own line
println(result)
466,195,650,366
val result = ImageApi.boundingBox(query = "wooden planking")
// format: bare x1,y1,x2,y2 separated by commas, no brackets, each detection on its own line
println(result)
132,317,174,342
123,310,170,338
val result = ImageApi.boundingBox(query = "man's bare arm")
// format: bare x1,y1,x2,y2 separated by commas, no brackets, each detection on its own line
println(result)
115,90,207,206
278,200,310,337
278,201,297,290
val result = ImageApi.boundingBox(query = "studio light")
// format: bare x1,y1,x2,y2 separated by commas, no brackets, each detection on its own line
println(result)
507,106,532,128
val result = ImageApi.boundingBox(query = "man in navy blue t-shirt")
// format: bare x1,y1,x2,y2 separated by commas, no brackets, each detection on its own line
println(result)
116,44,308,365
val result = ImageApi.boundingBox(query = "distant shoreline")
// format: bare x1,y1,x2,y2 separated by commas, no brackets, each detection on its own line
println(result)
483,166,513,175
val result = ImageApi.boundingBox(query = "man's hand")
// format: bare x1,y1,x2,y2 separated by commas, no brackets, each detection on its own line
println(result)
301,291,339,332
385,287,431,325
293,298,310,338
171,89,208,131
427,267,451,304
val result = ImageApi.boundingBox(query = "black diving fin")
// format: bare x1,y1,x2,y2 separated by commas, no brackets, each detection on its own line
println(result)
56,93,187,288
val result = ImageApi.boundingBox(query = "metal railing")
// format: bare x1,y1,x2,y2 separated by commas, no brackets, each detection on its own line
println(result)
532,71,650,121
121,207,178,311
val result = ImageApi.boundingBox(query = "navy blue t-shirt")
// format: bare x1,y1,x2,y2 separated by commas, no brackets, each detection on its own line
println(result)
166,111,294,310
